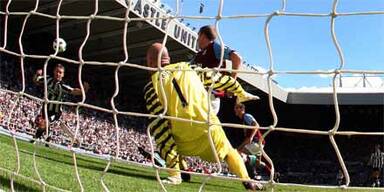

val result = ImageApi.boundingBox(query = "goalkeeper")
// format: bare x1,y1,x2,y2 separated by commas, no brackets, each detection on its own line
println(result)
144,43,262,190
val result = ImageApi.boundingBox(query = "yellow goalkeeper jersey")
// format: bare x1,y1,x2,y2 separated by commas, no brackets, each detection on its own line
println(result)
150,62,230,160
151,62,217,140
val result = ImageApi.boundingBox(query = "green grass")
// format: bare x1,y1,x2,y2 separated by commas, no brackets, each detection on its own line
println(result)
0,134,381,192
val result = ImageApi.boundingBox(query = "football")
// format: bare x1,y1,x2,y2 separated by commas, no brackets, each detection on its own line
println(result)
53,37,67,52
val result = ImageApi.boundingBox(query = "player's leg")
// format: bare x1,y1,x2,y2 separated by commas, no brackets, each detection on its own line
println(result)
226,149,264,190
202,71,259,103
31,113,46,142
43,111,61,146
179,156,191,182
371,169,380,187
58,119,82,146
258,156,272,176
144,81,183,184
240,152,257,179
225,148,250,179
244,143,272,177
59,121,75,139
151,118,182,184
201,125,263,190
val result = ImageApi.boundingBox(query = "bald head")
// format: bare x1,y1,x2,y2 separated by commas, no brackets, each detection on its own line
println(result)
146,43,170,68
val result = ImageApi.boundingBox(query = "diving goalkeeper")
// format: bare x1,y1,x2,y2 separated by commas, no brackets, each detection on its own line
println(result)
143,43,262,190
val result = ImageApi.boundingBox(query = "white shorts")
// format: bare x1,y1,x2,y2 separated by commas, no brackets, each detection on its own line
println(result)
245,142,264,156
210,95,220,115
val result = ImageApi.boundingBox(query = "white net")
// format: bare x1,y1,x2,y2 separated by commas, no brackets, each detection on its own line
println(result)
0,0,383,191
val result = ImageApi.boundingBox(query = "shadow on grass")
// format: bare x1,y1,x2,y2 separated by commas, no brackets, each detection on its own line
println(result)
21,148,158,182
0,174,40,192
187,179,241,191
3,136,153,175
2,136,240,191
20,142,142,170
3,136,138,169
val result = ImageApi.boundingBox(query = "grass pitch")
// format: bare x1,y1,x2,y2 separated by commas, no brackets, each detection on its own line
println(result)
0,134,381,192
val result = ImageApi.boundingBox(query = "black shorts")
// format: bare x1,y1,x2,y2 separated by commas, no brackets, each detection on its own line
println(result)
38,110,62,123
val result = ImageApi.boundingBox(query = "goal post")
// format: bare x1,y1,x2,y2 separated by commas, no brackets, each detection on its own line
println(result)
0,0,383,191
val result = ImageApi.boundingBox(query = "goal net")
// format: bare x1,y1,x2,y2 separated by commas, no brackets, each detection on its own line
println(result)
0,0,383,191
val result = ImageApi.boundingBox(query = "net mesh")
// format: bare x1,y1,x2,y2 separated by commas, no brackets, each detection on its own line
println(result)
0,0,383,191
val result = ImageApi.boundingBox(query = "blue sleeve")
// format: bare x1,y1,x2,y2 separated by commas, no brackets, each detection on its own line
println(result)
212,41,234,61
243,113,256,126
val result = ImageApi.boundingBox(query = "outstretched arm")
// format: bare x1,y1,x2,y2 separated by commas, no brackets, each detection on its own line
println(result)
238,120,259,152
33,69,44,85
69,82,90,96
230,52,242,79
212,41,242,79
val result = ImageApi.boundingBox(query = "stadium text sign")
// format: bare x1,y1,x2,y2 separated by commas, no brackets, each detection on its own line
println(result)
121,0,198,51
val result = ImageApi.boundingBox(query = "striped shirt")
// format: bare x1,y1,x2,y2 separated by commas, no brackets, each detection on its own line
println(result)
35,76,74,113
369,150,384,169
